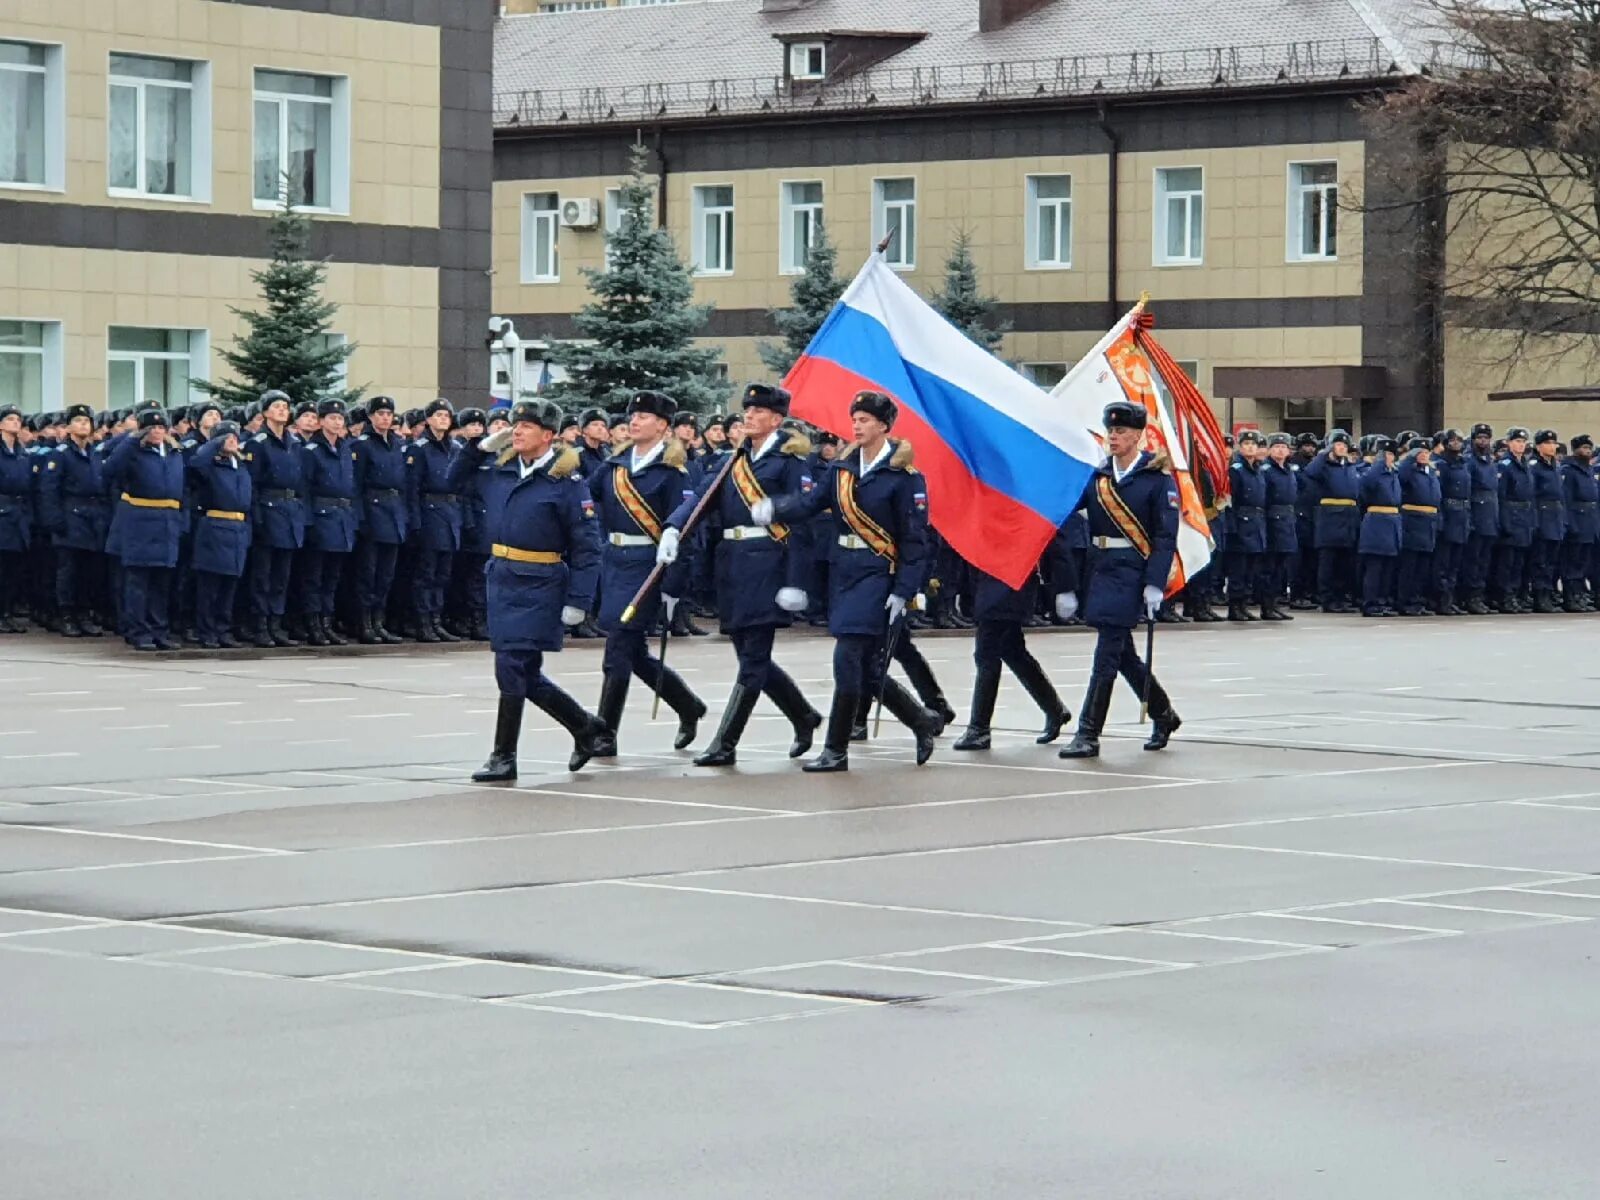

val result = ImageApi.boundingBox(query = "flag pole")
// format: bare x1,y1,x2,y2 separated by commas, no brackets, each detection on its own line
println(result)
1140,614,1157,724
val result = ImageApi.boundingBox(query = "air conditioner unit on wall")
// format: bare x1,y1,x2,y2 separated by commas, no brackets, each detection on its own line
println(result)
560,198,600,228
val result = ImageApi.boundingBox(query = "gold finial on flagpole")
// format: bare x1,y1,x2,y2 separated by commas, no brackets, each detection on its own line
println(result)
1135,290,1151,311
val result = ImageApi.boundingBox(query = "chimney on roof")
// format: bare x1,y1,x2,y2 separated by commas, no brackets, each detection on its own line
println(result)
978,0,1056,31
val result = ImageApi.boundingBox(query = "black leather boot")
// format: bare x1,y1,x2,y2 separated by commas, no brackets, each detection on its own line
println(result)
372,608,403,644
249,616,273,648
433,613,463,643
656,667,707,750
60,611,84,638
79,611,104,636
592,673,629,758
670,604,709,637
1144,708,1183,752
694,684,758,767
898,641,955,734
268,616,300,647
803,691,858,773
1059,677,1113,759
472,695,524,782
324,614,350,646
881,676,938,765
304,614,331,647
764,668,821,758
851,692,870,742
358,610,380,645
953,659,1001,751
530,681,607,772
1011,650,1069,744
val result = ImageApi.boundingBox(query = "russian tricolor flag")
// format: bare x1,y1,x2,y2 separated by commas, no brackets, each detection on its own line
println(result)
785,256,1102,590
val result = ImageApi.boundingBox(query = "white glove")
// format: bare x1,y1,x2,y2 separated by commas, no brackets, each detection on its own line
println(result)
884,594,907,623
750,498,774,525
561,606,586,627
1055,592,1078,621
662,594,679,620
655,527,680,565
776,587,808,613
913,592,927,612
480,428,513,454
1142,585,1164,620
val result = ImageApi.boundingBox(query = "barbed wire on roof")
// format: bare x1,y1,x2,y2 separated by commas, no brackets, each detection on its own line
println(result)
493,37,1412,129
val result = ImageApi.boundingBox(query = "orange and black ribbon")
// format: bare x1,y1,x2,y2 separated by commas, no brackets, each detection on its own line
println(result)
836,468,897,564
732,452,789,541
1095,475,1153,558
612,465,663,542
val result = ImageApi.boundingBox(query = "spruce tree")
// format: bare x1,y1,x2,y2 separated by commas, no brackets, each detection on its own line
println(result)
929,228,1010,353
759,222,845,376
548,144,727,411
196,196,360,407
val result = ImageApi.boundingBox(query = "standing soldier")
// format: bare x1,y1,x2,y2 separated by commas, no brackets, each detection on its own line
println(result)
1259,432,1298,620
588,390,709,757
298,399,360,646
1460,422,1502,613
406,398,463,643
1561,433,1598,610
453,400,607,780
453,406,494,641
1303,429,1361,613
351,395,407,644
1527,429,1567,613
105,408,185,651
661,383,822,768
1357,436,1401,617
1396,436,1441,615
245,389,308,647
1224,430,1267,621
0,404,31,633
1492,426,1535,613
1289,432,1321,609
1431,429,1471,614
576,408,612,478
38,403,108,638
188,420,252,649
1057,400,1182,760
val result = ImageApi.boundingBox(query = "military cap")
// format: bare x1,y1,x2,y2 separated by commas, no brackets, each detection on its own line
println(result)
627,390,676,422
672,411,700,433
1571,433,1594,450
1534,428,1558,445
1506,426,1531,441
317,398,347,419
705,412,726,429
456,407,486,429
850,390,899,429
1327,428,1352,447
1237,429,1264,446
609,412,629,428
578,407,609,429
1373,436,1398,455
1396,429,1420,449
137,407,169,430
28,413,51,433
1442,428,1467,445
1471,422,1493,438
224,407,248,425
64,403,95,423
0,404,20,422
293,400,318,419
402,408,425,427
1295,432,1319,447
424,397,455,421
1267,432,1293,447
98,410,120,431
817,429,842,446
366,394,396,416
742,383,792,416
1407,436,1429,451
558,414,579,433
487,399,511,416
347,404,367,426
1102,400,1147,431
214,420,242,440
510,399,562,431
259,389,291,408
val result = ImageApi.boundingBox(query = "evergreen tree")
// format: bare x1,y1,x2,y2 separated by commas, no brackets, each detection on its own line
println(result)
547,144,727,411
929,228,1010,353
759,222,845,377
196,195,360,407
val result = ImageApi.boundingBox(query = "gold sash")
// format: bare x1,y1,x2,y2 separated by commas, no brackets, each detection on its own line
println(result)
835,469,896,564
732,452,789,542
612,465,662,542
1094,476,1152,558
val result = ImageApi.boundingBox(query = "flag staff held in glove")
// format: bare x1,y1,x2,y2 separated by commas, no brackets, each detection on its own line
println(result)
1056,399,1183,760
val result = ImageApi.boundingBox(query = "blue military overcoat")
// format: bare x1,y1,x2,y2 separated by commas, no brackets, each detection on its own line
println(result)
1561,458,1599,544
587,439,695,630
1397,454,1441,552
1466,450,1501,537
1432,449,1472,545
1068,450,1179,630
1357,461,1401,556
1530,456,1567,541
38,439,107,551
105,435,185,569
1224,454,1268,553
245,427,307,550
1497,455,1535,547
302,433,360,553
407,432,463,551
188,436,253,577
0,437,32,552
1302,449,1360,548
1261,458,1298,553
352,430,409,544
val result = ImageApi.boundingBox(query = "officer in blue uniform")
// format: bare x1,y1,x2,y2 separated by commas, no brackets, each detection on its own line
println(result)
1461,422,1502,613
0,404,31,633
1527,429,1567,613
587,390,709,758
1357,436,1401,617
1492,426,1535,612
575,407,612,480
38,403,108,637
450,399,606,781
245,389,308,646
1302,429,1361,612
450,406,491,640
1289,433,1321,608
406,397,463,643
1396,437,1441,615
1260,432,1298,620
1224,430,1267,620
105,408,186,651
1057,400,1182,759
298,399,360,646
351,395,408,644
662,383,822,768
188,421,253,648
1429,429,1470,613
1560,433,1598,610
755,391,938,772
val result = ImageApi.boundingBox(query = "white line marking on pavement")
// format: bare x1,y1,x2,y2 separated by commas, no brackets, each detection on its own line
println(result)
258,683,312,689
530,788,803,815
1246,912,1450,933
105,724,168,731
4,826,292,854
180,701,241,708
56,707,125,714
2,752,78,760
229,717,294,725
1115,834,1572,876
147,686,203,693
613,880,1091,927
999,944,1186,967
842,961,1034,984
294,697,356,704
46,785,143,797
1391,900,1591,921
26,691,90,697
286,739,350,746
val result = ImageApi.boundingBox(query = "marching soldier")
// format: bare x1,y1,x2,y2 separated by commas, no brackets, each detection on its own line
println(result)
1357,435,1401,617
105,407,185,651
1561,434,1598,610
588,390,708,758
661,383,822,768
1461,423,1501,613
1057,400,1182,759
0,404,31,633
1260,432,1298,620
351,395,408,644
1396,436,1441,615
38,402,108,638
1303,428,1361,613
188,420,253,649
245,389,308,647
453,400,607,780
576,407,611,478
406,398,463,643
298,399,359,646
1492,426,1535,612
1528,429,1567,612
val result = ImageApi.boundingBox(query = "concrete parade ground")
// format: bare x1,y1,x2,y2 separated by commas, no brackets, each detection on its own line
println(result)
2,615,1599,1198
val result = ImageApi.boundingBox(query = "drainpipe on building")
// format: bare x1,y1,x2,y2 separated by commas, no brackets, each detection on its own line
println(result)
653,128,669,228
1096,101,1120,329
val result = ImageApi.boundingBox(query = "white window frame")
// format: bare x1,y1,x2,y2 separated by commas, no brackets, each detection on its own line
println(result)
873,177,917,271
0,318,64,413
789,42,826,80
691,184,735,276
1025,174,1072,270
0,39,66,192
106,326,209,409
779,179,824,275
1154,165,1204,266
1287,161,1338,262
603,185,624,267
1173,359,1200,383
251,68,350,215
314,331,349,391
107,53,212,203
520,191,561,283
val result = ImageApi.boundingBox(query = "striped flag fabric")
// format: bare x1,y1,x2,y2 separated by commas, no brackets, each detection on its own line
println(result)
784,256,1103,589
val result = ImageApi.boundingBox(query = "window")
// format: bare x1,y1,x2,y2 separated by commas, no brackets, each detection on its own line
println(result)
0,40,64,190
873,177,916,269
1289,162,1338,261
109,54,209,200
313,332,349,391
1021,362,1067,390
0,320,62,413
540,1,607,9
1173,359,1199,383
107,327,206,408
603,185,624,266
692,185,734,275
1026,174,1072,269
253,69,347,212
780,181,824,273
789,42,826,80
1154,166,1204,265
521,191,560,282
